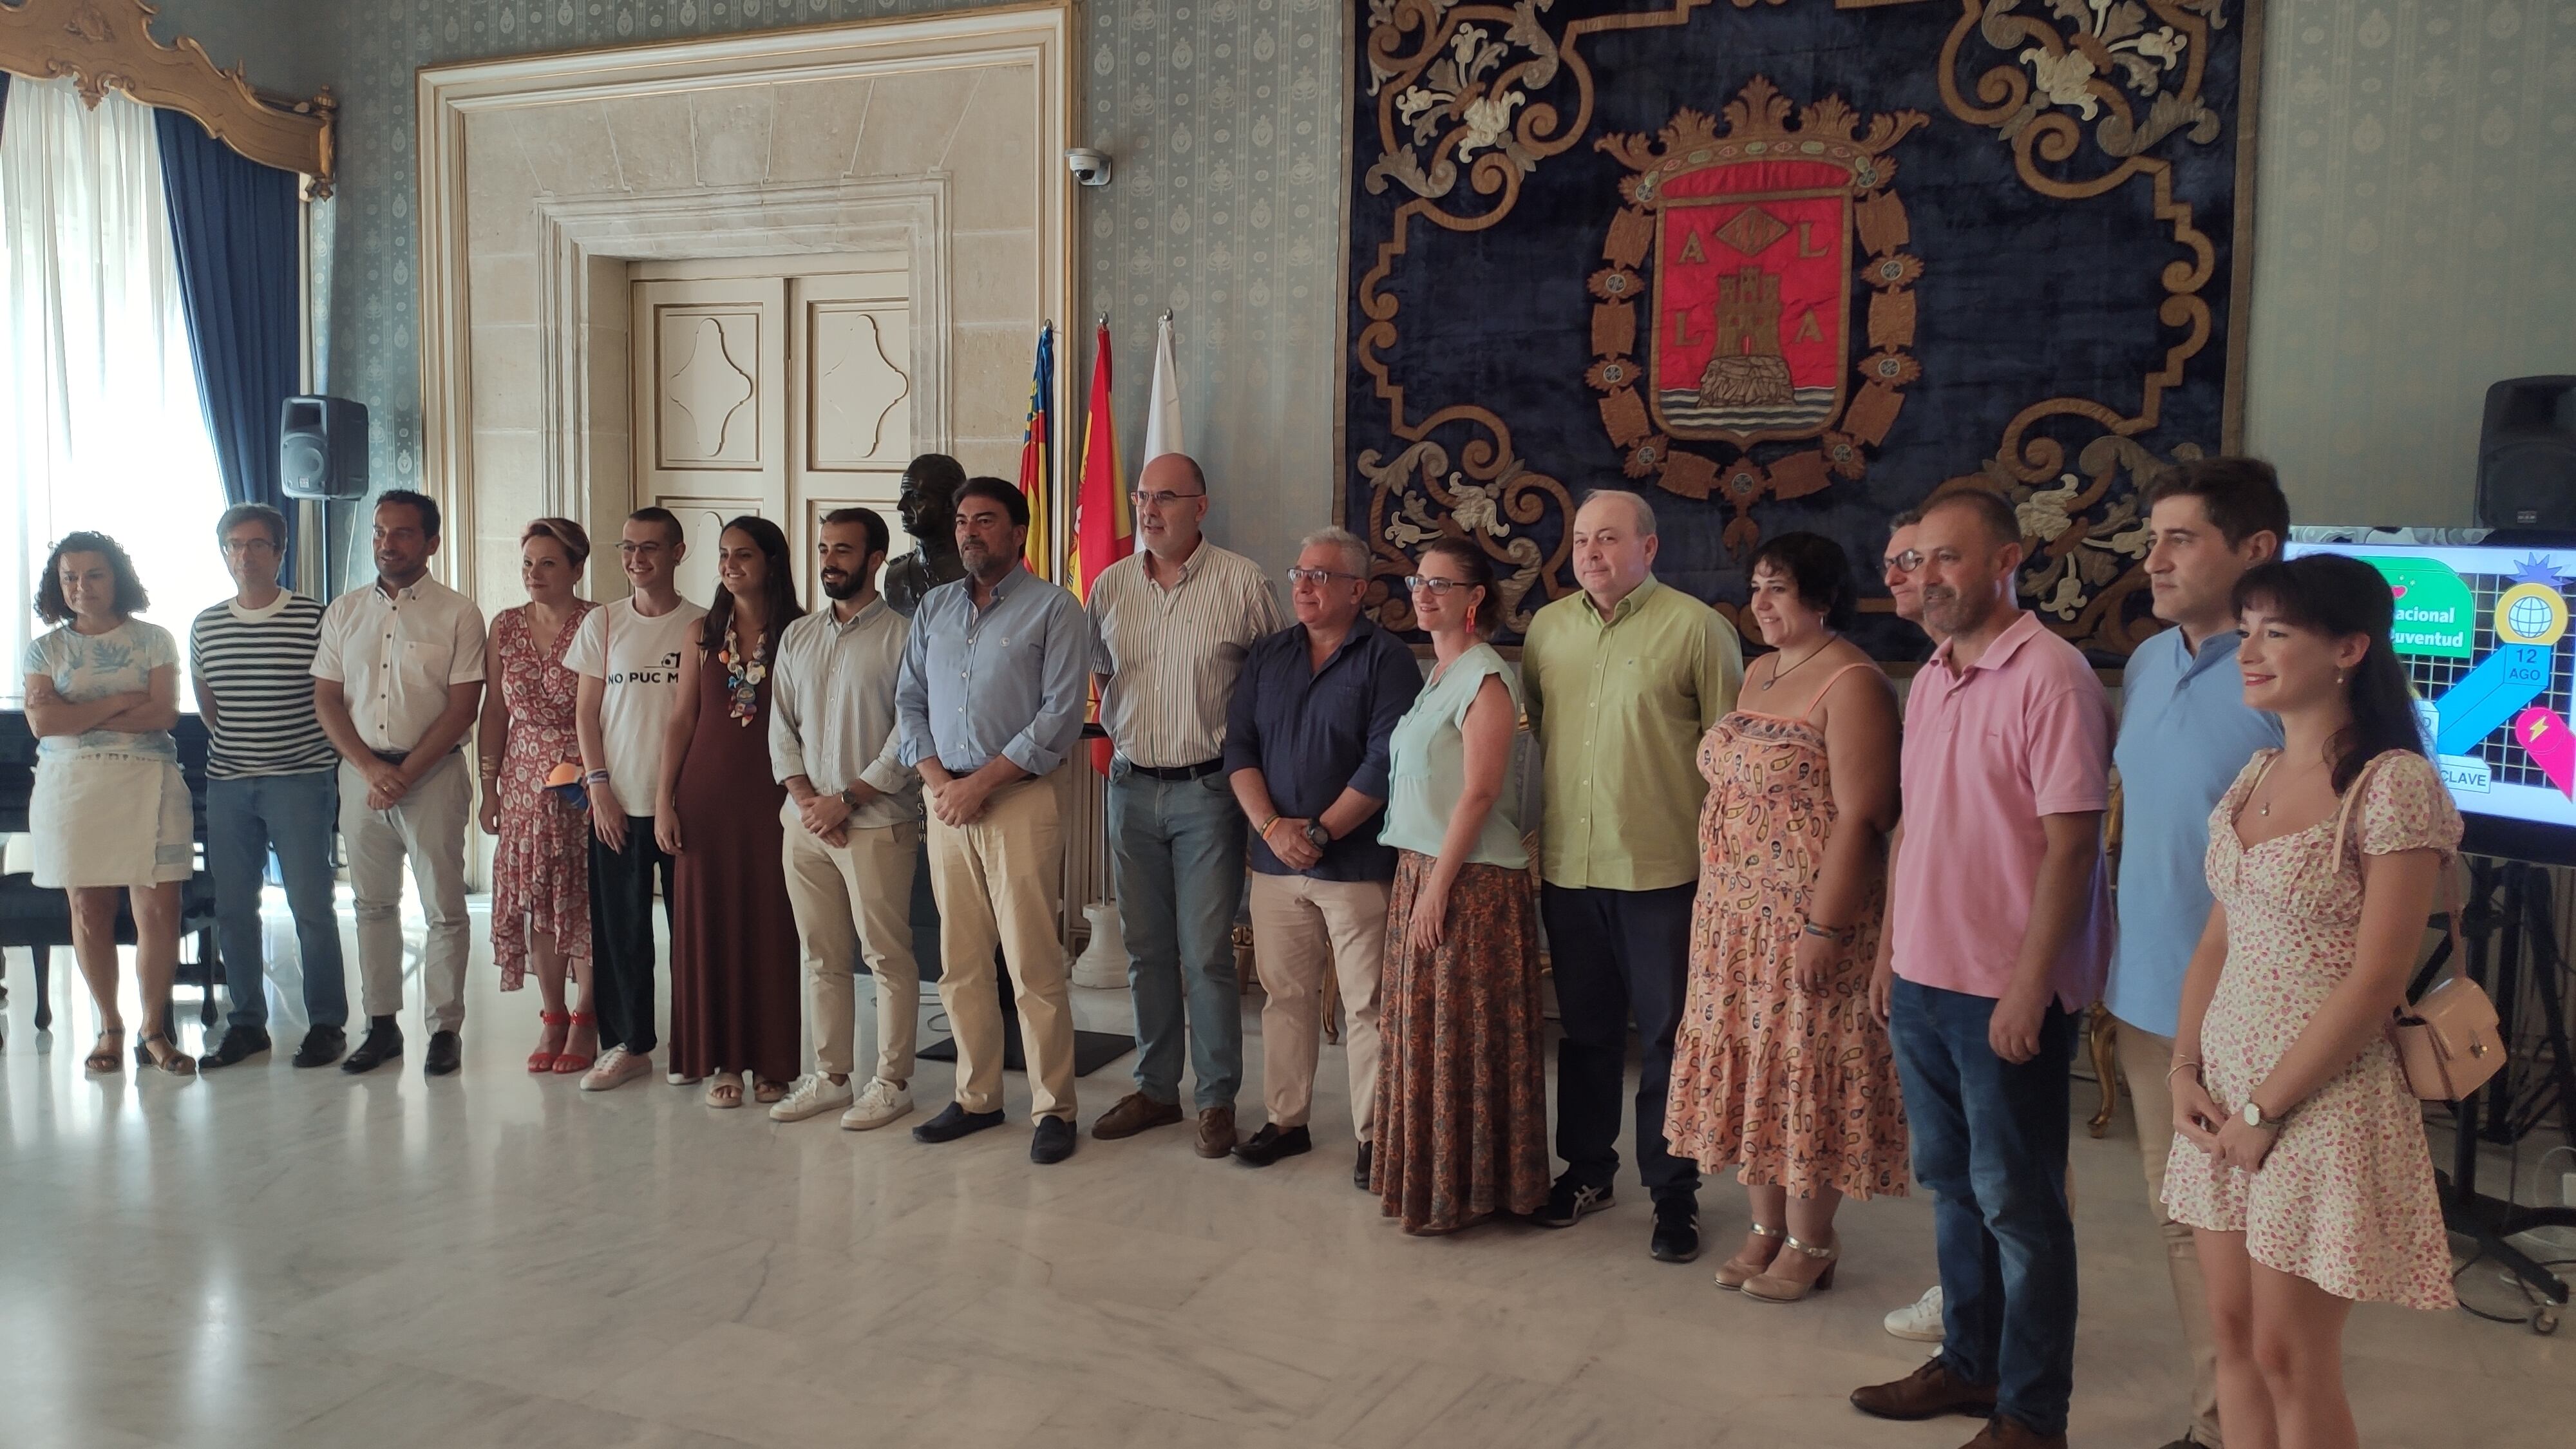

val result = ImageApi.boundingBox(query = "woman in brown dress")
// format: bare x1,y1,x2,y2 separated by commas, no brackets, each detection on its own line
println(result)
478,518,600,1075
654,516,806,1108
1370,538,1549,1233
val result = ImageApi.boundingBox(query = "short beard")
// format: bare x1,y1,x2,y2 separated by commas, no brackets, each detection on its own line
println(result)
821,573,861,601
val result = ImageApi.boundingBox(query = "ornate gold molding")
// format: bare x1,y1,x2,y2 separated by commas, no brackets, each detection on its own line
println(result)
0,0,335,194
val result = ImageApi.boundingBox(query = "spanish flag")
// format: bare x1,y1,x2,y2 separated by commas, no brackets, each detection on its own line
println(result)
1016,321,1055,576
1068,321,1132,601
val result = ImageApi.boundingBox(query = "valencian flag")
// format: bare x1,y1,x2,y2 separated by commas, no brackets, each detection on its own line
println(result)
1017,321,1055,575
1068,321,1132,600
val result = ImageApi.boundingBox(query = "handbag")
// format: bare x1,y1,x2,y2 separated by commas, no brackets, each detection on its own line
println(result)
2326,755,2508,1103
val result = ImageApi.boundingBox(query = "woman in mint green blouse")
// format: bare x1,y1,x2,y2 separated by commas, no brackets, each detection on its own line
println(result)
1370,538,1548,1233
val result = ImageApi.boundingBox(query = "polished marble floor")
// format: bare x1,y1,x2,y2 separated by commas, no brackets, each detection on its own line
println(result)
3,895,2571,1449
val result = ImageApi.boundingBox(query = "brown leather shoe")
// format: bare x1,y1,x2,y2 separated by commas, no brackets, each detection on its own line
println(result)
1849,1358,1998,1421
1091,1091,1184,1139
1961,1416,2067,1449
1195,1106,1237,1159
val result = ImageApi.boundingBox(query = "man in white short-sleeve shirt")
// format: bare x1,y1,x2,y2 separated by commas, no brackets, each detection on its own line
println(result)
564,507,705,1090
311,490,487,1077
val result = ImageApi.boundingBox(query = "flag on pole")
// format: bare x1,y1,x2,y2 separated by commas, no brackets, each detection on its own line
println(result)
1142,312,1183,464
1068,321,1132,601
1017,321,1056,576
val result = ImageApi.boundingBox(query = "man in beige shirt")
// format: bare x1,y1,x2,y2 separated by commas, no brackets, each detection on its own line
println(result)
1519,489,1741,1262
766,508,923,1132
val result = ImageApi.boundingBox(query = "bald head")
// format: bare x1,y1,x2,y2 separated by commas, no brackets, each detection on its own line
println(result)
1571,489,1660,616
1135,452,1210,563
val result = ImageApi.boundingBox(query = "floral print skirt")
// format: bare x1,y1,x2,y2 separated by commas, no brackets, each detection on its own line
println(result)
1372,851,1550,1233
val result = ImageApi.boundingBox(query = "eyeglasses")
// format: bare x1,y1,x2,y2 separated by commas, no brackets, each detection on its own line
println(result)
1882,549,1924,573
220,538,279,554
616,542,670,556
1403,575,1473,596
1130,489,1206,510
1284,566,1359,587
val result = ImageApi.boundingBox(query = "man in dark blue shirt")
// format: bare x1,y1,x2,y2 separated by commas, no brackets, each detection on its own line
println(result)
1223,526,1423,1184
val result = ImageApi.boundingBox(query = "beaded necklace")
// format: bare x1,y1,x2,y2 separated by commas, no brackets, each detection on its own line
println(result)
717,621,766,726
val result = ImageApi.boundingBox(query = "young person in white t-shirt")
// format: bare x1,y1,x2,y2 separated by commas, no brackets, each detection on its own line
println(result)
565,507,705,1090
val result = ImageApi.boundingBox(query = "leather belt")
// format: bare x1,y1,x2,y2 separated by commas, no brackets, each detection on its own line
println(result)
370,749,412,766
1127,757,1224,782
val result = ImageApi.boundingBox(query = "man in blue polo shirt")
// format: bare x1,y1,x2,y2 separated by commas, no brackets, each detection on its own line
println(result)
2110,457,2289,1449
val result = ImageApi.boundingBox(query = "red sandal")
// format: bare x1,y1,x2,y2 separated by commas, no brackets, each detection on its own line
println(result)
549,1011,598,1075
528,1010,571,1073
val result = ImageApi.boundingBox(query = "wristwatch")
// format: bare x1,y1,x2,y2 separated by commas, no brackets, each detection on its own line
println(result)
2240,1099,2277,1130
1304,820,1332,850
839,784,863,809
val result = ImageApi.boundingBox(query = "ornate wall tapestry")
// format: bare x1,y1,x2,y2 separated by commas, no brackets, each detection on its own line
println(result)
1341,0,2262,657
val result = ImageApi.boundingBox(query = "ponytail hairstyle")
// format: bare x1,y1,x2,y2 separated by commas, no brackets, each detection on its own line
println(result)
2231,553,2422,795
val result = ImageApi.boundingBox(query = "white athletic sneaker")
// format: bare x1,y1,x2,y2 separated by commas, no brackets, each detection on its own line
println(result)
1884,1284,1944,1343
667,1068,699,1086
768,1072,857,1122
580,1045,652,1092
840,1077,914,1131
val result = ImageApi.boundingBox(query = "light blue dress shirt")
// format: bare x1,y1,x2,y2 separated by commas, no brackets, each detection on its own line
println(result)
2107,625,2285,1036
895,564,1094,779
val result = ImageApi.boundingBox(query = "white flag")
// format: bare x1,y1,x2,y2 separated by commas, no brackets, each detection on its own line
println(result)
1142,313,1183,464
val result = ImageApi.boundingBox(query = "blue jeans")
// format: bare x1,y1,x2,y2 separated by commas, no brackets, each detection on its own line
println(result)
1888,977,2079,1438
1106,762,1245,1110
206,770,348,1032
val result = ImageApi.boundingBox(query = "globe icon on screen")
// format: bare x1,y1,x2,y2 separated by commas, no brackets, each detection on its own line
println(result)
2510,593,2556,639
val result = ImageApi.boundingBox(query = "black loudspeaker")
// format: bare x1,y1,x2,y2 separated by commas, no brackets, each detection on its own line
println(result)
279,395,368,500
2477,376,2576,531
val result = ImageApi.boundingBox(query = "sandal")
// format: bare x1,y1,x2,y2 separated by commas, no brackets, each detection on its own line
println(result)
84,1026,127,1074
1741,1233,1839,1303
528,1010,571,1074
138,1030,198,1077
549,1011,598,1075
752,1077,788,1106
1713,1221,1786,1290
703,1074,744,1109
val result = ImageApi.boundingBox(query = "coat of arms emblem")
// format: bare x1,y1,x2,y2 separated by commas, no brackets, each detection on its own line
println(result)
1589,79,1927,554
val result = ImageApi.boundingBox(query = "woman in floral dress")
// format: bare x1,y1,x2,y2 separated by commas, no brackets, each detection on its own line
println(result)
2165,554,2460,1449
478,519,600,1074
1665,533,1907,1302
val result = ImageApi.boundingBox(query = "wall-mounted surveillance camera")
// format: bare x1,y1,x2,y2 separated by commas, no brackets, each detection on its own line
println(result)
1066,148,1112,187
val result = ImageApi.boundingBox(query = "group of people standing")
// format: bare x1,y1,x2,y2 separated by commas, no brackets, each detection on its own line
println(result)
19,453,2459,1449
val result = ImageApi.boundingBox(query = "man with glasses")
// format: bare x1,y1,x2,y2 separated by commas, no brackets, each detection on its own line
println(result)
1520,488,1743,1263
191,503,348,1069
565,507,704,1089
1087,454,1285,1154
1225,527,1422,1181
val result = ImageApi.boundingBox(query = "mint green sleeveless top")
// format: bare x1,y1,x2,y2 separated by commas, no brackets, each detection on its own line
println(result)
1378,642,1527,869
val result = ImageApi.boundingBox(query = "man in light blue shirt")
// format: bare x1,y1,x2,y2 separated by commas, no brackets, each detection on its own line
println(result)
2110,457,2289,1449
895,476,1095,1164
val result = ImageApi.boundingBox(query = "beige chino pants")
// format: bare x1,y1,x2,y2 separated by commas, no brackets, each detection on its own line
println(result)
1247,871,1389,1141
781,817,921,1086
2117,1019,2225,1448
925,776,1075,1121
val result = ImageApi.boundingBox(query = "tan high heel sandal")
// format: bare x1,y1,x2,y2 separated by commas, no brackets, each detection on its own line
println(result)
1712,1221,1785,1290
1741,1233,1837,1302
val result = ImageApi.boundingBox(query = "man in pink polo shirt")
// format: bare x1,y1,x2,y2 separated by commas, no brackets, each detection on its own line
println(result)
1851,489,2111,1449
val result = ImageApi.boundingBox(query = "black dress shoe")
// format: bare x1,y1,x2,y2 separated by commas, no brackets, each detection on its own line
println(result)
199,1025,272,1070
1231,1122,1312,1167
340,1018,403,1074
1650,1199,1701,1263
292,1025,346,1069
1354,1142,1374,1191
1030,1115,1076,1164
912,1102,1007,1143
422,1030,462,1077
1530,1175,1614,1228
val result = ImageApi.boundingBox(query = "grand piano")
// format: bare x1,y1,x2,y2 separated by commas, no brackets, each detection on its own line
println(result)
0,708,224,1039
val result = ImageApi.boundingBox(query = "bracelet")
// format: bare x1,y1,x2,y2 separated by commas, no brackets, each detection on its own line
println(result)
585,770,611,786
1258,813,1281,836
2165,1059,2203,1082
1801,920,1854,942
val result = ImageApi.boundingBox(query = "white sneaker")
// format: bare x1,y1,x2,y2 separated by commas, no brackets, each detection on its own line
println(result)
580,1045,652,1092
667,1068,699,1086
767,1072,856,1122
1884,1284,1944,1343
839,1077,914,1131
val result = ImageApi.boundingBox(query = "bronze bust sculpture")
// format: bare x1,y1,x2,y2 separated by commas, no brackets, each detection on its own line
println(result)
882,452,969,616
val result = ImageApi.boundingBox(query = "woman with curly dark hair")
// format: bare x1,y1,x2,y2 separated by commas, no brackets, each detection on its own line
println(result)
19,532,196,1075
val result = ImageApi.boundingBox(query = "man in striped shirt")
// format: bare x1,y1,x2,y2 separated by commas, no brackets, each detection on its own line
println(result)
191,503,349,1070
1086,453,1285,1156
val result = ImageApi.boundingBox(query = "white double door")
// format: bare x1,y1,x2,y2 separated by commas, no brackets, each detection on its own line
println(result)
632,255,913,607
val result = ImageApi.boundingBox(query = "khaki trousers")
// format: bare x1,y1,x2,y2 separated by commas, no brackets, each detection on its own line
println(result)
926,775,1075,1121
2116,1019,2225,1448
1247,871,1389,1141
339,753,473,1034
781,817,921,1086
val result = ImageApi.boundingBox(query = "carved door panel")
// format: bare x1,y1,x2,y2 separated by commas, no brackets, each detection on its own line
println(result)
632,276,788,607
791,268,912,604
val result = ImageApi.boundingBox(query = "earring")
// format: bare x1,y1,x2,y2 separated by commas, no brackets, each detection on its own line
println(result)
2337,671,2347,685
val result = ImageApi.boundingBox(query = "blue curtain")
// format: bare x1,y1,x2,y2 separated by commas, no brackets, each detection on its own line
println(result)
155,108,300,580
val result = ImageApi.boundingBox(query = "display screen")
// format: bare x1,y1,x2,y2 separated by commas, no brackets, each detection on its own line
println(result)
2285,538,2576,862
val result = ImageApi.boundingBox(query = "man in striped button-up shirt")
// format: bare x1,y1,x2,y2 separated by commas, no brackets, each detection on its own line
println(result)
1086,453,1285,1157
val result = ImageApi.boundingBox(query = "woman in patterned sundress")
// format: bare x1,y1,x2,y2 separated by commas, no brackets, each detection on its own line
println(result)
1665,533,1907,1302
2164,554,2459,1449
477,519,600,1075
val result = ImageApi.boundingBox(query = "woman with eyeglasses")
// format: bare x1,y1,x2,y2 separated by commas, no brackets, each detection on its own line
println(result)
1370,538,1548,1233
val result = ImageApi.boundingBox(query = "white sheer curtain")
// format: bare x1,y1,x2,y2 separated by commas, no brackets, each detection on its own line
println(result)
1,79,231,696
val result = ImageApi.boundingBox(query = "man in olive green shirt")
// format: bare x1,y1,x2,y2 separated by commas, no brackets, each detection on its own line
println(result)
1520,489,1743,1263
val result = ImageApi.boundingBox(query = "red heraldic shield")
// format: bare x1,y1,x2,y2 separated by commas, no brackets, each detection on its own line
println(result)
1649,159,1850,446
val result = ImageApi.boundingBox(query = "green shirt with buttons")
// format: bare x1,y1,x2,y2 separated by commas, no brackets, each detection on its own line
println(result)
1520,576,1744,893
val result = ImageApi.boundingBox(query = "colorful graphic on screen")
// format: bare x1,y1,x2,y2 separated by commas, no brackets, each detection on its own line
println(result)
2287,542,2576,833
